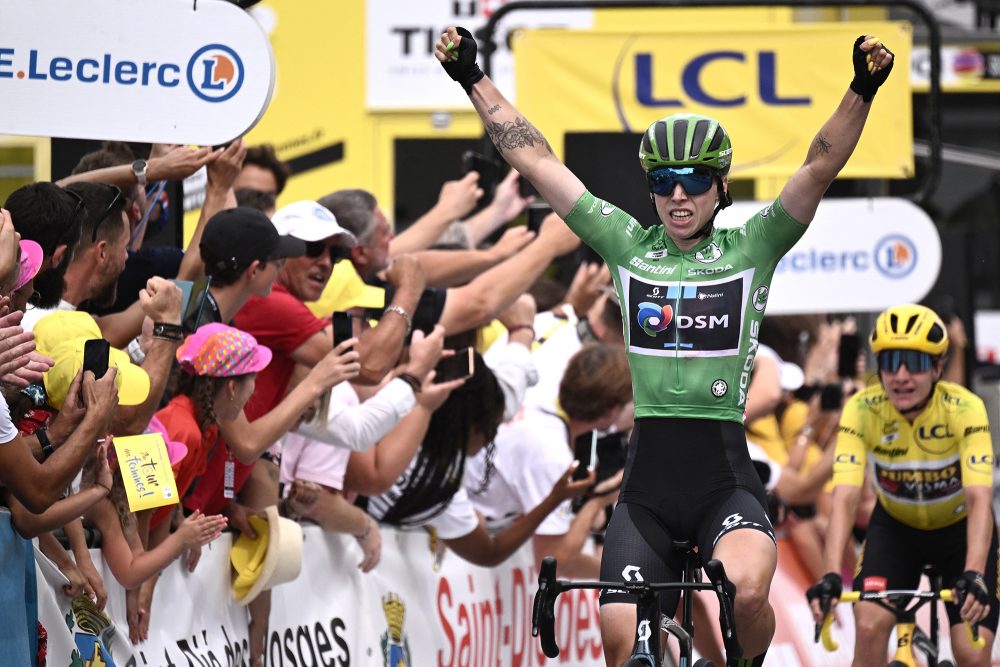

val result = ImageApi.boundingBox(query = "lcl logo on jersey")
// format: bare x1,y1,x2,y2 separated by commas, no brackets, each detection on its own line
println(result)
915,423,955,454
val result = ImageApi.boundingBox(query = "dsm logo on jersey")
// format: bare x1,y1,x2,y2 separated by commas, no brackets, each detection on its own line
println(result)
187,44,244,102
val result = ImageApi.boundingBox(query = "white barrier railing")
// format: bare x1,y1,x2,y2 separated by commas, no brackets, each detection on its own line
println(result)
36,525,992,666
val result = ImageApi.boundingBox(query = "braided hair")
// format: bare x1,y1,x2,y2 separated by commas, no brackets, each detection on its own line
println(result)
380,352,505,526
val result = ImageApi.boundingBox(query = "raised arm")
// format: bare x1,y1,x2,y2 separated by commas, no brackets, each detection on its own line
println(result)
435,27,585,218
780,35,894,224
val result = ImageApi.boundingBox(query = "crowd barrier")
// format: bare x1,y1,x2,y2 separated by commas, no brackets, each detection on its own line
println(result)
35,526,994,666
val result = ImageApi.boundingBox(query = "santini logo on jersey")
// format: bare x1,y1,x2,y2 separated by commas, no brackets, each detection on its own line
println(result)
630,257,676,275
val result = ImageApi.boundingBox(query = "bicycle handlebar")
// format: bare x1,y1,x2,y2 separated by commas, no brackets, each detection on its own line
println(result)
532,556,742,661
532,557,562,658
815,589,985,651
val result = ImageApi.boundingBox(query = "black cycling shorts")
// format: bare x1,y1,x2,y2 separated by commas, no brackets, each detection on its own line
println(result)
855,502,1000,632
599,417,775,613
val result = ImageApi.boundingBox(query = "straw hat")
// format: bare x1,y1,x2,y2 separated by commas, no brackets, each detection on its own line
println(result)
230,505,302,605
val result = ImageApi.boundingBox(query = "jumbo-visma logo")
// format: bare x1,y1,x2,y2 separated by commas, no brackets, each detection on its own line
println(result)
0,44,244,103
637,302,673,336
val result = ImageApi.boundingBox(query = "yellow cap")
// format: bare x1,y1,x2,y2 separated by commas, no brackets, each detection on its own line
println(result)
34,311,102,357
306,261,385,317
44,338,151,409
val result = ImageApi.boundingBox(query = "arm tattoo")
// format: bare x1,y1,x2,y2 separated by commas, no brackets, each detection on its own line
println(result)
487,104,501,115
484,117,553,156
813,134,832,155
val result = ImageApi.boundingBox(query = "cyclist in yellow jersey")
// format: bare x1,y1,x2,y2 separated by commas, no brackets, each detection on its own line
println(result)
807,304,997,667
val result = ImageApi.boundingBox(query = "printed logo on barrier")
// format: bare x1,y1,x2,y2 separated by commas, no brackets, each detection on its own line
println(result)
67,596,119,666
381,592,411,667
874,235,917,279
186,44,244,102
863,576,888,592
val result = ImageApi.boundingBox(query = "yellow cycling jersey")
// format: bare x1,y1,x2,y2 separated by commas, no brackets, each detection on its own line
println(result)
833,380,994,530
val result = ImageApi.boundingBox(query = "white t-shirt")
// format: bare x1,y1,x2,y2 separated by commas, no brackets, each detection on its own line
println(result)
465,407,573,535
0,394,19,444
490,307,582,415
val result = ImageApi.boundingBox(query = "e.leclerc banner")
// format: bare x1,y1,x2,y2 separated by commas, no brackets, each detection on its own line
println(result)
715,197,941,314
514,22,913,179
0,0,274,145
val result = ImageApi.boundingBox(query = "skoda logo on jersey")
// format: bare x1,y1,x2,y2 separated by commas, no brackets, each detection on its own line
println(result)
637,302,673,335
711,379,728,397
695,242,723,264
874,234,917,279
752,285,768,312
601,201,616,216
187,44,244,102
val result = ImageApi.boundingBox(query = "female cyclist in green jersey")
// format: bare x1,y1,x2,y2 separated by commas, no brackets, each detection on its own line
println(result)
436,27,894,667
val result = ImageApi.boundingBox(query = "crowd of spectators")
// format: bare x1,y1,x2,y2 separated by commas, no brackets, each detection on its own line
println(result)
0,137,974,666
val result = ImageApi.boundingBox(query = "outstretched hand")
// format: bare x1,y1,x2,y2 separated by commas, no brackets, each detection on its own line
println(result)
850,35,894,102
435,27,485,94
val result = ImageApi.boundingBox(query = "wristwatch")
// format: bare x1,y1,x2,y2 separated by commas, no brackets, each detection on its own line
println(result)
36,427,55,461
132,159,148,187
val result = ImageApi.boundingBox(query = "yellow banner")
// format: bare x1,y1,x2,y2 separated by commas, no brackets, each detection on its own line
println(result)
114,433,179,512
514,22,913,179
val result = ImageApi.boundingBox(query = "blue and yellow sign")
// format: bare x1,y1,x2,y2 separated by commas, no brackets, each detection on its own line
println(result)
514,22,913,179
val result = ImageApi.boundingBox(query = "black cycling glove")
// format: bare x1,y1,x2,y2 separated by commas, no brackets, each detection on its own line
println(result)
955,570,990,605
440,27,485,95
849,35,894,103
806,572,843,605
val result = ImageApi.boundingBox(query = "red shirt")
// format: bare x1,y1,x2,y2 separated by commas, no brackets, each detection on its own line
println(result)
151,395,216,529
184,283,328,514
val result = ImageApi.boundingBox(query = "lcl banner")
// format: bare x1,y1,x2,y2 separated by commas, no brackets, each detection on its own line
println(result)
514,22,914,179
0,0,274,145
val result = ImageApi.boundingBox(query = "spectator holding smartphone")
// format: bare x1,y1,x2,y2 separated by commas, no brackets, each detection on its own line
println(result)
465,344,630,578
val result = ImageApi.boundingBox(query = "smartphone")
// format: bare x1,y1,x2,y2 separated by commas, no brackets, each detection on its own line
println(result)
83,339,111,379
434,347,474,383
461,150,503,198
332,311,353,346
571,430,598,480
182,276,213,333
820,383,844,411
171,279,194,317
837,333,860,379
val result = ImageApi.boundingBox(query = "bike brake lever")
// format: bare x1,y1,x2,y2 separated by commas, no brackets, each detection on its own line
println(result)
704,559,743,659
532,557,561,658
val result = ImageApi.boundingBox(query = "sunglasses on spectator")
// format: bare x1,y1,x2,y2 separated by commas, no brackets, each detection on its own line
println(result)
91,184,124,243
647,166,717,196
304,241,351,264
877,350,936,374
60,189,87,243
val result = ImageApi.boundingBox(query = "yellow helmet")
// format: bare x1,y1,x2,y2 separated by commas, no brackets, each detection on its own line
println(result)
870,304,948,356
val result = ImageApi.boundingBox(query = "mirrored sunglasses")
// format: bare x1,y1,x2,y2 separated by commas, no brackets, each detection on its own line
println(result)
877,349,935,374
647,166,717,197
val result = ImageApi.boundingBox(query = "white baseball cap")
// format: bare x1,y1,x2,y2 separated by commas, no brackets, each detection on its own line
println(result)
271,200,357,246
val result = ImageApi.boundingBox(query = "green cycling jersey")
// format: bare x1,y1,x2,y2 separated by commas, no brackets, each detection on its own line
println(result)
564,191,806,422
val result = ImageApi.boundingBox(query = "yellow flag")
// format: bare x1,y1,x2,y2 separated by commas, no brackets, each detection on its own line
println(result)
113,434,179,512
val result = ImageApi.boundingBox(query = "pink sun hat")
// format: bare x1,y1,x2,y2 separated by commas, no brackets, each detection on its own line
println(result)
13,240,42,291
177,323,272,377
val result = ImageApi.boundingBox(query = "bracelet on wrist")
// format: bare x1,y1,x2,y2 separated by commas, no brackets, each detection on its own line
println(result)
36,427,55,461
384,304,413,336
397,372,422,394
506,323,535,338
151,322,184,342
